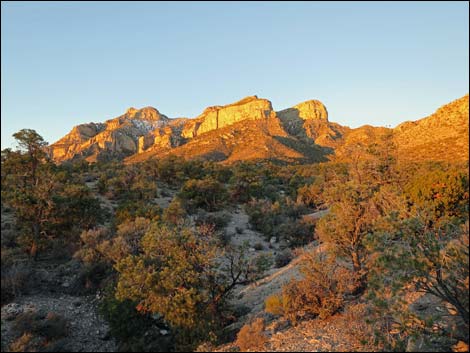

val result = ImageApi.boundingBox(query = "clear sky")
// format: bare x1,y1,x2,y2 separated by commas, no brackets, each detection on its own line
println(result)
1,1,469,149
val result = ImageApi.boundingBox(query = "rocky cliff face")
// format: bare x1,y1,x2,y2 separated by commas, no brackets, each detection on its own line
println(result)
49,94,469,164
277,100,347,148
195,96,273,135
50,107,169,162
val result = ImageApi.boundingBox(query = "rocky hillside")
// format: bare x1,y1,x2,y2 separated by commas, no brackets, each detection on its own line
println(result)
394,94,469,162
49,94,469,164
50,107,169,162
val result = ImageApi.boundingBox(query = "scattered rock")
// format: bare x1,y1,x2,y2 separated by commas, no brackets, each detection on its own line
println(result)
1,303,23,321
1,294,116,352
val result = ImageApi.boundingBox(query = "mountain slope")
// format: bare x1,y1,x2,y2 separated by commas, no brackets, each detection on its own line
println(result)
393,94,469,162
49,107,169,162
49,94,469,164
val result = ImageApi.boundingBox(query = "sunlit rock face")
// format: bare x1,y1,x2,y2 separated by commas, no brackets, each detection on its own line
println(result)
50,106,169,162
50,123,106,160
393,94,469,162
277,99,345,148
277,99,328,122
196,96,274,135
50,94,469,164
294,100,329,121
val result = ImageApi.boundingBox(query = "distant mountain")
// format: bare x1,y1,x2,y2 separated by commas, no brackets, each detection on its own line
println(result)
49,94,469,164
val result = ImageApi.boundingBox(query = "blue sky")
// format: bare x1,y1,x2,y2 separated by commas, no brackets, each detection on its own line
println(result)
1,1,468,149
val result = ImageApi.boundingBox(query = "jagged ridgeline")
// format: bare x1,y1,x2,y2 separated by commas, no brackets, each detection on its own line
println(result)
49,94,469,164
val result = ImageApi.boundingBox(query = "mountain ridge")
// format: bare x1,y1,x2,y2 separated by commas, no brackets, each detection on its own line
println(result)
49,94,469,164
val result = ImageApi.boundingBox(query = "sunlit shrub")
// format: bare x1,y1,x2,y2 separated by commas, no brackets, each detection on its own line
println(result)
235,318,267,351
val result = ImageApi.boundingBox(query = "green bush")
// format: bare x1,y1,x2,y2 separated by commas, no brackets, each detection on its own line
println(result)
274,249,293,268
245,198,311,246
194,210,231,231
254,253,273,273
162,198,187,226
178,178,228,212
1,257,34,304
115,200,161,224
99,295,173,352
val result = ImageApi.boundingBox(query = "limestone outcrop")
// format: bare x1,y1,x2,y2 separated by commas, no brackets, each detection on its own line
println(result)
49,94,469,164
50,107,169,162
278,100,328,122
195,96,273,135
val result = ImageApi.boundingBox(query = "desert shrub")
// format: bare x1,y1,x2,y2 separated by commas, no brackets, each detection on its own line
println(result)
11,313,40,337
151,155,199,186
9,333,41,352
49,238,77,261
253,242,264,251
101,163,158,202
71,261,111,295
231,304,252,319
115,200,161,224
72,219,152,294
266,252,356,323
245,198,311,246
235,318,267,351
114,223,256,350
115,224,220,330
99,295,173,352
254,253,273,273
366,218,470,347
74,227,111,264
316,183,379,292
296,178,325,208
12,311,68,343
51,184,106,233
274,249,293,268
244,199,278,239
265,294,286,316
1,228,16,248
100,297,151,344
194,210,231,231
37,312,69,340
228,163,265,203
227,161,295,203
162,197,187,226
1,259,34,304
178,178,228,212
404,166,469,222
194,342,217,352
98,217,152,264
1,130,106,258
278,220,314,247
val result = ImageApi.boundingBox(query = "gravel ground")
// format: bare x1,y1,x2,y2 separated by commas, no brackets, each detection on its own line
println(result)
1,293,116,352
